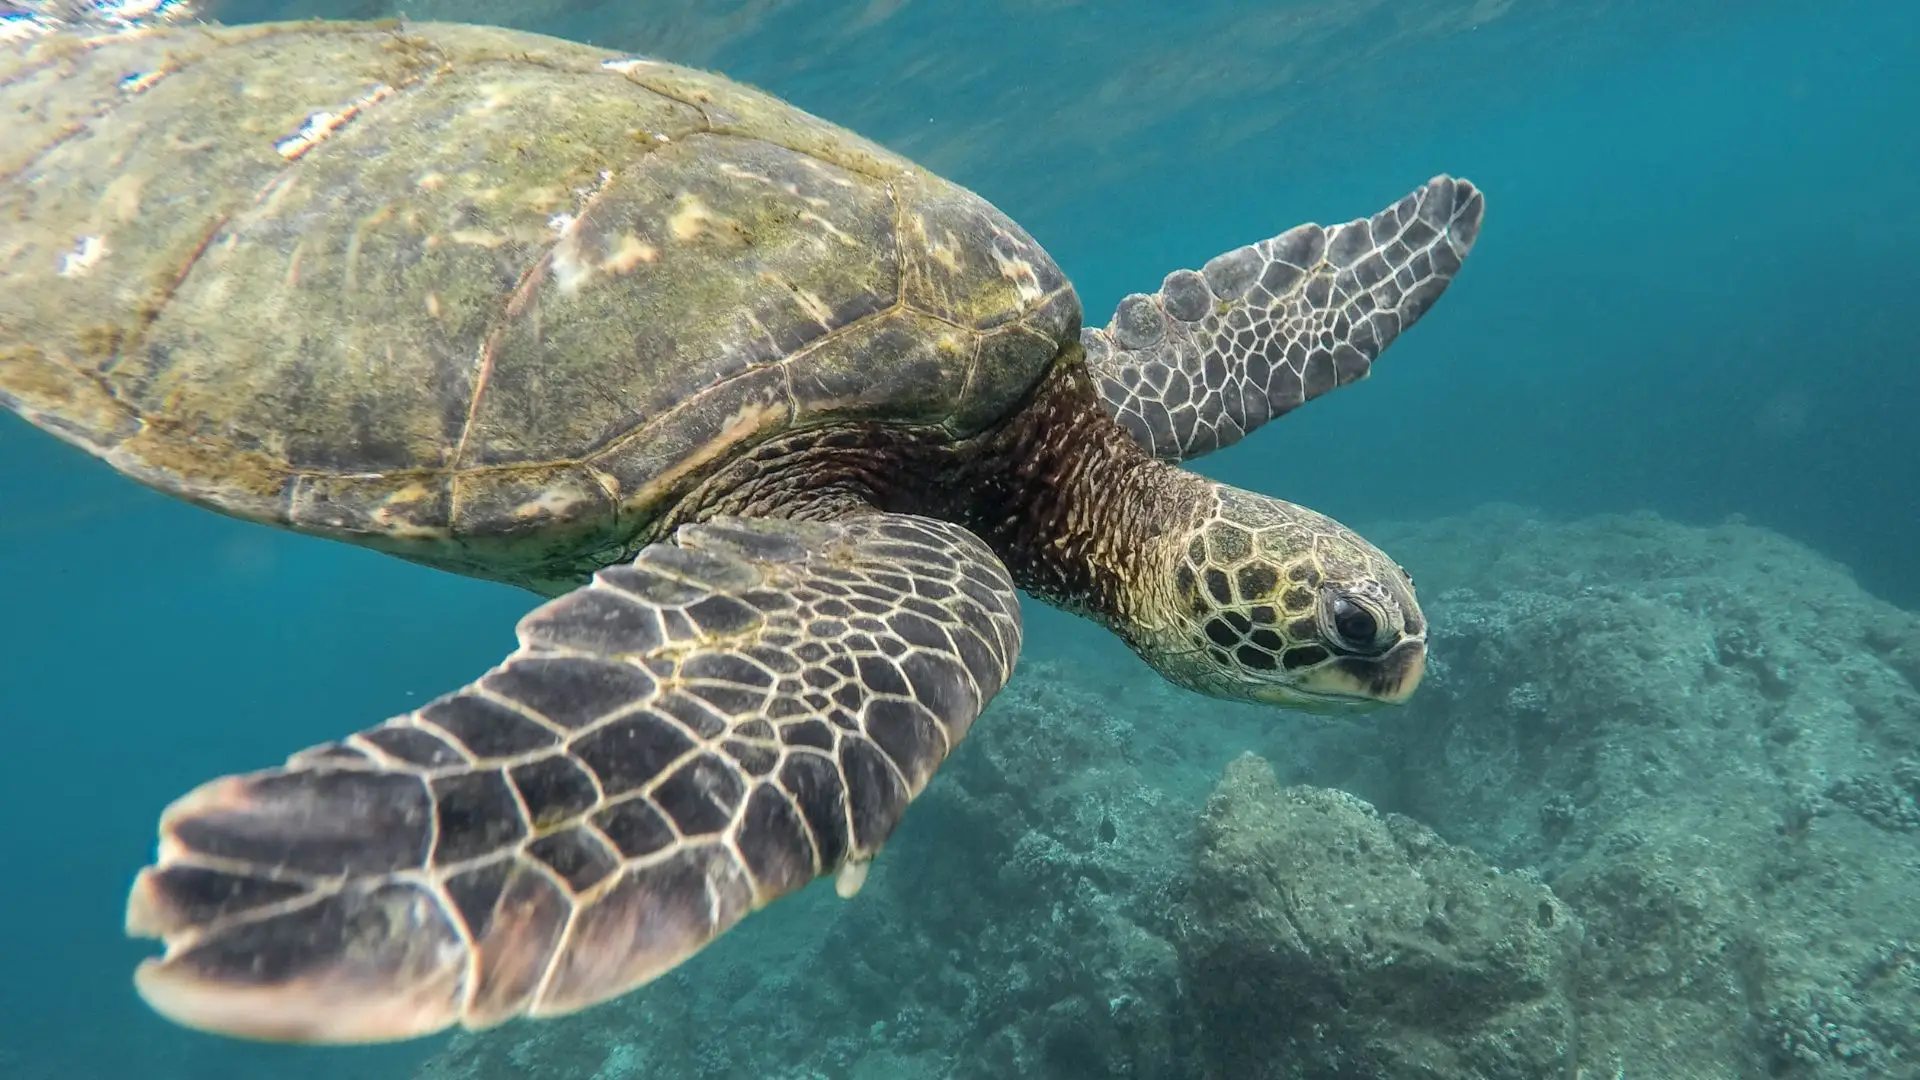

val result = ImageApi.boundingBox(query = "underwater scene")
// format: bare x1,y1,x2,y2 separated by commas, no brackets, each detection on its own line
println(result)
1,0,1916,1078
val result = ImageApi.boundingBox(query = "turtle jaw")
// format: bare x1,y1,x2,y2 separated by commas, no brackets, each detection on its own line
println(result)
1249,637,1428,712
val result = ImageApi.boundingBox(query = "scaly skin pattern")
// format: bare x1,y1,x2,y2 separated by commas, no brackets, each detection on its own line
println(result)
1142,484,1427,708
665,353,1430,711
1084,175,1483,462
126,512,1023,1042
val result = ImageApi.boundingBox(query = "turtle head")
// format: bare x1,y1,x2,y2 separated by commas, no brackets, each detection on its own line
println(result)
1131,484,1427,713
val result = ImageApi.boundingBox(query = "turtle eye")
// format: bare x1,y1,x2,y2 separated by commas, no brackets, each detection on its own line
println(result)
1326,593,1387,654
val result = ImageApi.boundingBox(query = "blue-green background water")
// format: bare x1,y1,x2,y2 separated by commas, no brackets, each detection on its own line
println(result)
0,1,1915,1077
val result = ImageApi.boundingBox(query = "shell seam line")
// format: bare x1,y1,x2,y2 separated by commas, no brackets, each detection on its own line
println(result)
99,61,445,410
102,209,228,393
445,113,705,523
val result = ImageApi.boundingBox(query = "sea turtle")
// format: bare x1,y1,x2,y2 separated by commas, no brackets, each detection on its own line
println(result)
0,14,1482,1044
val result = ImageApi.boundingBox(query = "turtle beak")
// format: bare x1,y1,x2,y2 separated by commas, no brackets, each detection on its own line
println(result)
1264,638,1427,711
1366,639,1427,704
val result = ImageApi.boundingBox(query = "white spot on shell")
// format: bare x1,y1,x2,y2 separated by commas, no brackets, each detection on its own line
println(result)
602,235,657,274
669,195,714,241
118,68,169,94
274,83,396,161
547,169,614,240
990,235,1045,305
512,489,583,521
600,56,661,75
57,236,107,278
548,170,618,296
551,231,591,294
930,239,961,273
468,86,516,114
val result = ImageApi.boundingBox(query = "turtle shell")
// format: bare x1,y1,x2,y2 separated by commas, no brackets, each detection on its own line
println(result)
0,20,1078,586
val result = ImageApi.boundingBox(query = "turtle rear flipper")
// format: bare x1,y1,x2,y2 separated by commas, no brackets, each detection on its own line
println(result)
1086,175,1484,462
126,513,1021,1043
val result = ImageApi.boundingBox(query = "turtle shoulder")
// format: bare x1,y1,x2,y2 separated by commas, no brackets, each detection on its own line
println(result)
0,20,1075,585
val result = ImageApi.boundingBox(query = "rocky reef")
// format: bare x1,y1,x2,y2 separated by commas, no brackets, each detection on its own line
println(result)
1348,507,1920,1079
415,506,1920,1080
1179,758,1581,1080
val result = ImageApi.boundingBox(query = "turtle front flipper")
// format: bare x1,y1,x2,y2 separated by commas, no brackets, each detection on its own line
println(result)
1085,175,1484,462
125,513,1021,1043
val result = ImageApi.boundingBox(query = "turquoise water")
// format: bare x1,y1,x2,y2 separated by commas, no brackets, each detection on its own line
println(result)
1,2,1915,1078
